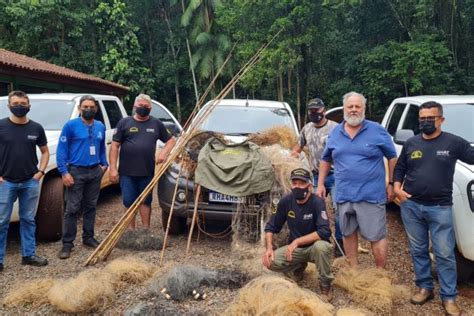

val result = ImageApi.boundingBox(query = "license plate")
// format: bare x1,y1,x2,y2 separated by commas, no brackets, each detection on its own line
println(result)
209,191,244,203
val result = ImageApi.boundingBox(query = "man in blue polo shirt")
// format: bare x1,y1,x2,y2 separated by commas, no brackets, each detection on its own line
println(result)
316,92,397,268
56,95,108,259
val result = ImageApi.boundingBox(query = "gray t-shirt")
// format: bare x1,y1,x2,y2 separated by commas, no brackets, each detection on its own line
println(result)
113,116,171,176
298,120,338,172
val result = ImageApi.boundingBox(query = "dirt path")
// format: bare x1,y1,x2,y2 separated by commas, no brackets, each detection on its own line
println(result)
1,186,473,315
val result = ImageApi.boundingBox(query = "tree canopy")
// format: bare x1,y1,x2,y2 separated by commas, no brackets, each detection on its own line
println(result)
1,0,472,122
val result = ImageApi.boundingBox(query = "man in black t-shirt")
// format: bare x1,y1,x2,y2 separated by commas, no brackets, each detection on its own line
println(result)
262,168,333,301
0,90,50,271
109,94,176,229
394,101,474,316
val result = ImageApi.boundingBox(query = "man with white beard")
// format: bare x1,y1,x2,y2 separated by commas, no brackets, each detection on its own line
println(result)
316,92,397,268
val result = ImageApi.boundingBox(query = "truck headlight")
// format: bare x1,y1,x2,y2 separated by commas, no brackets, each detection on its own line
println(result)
177,191,186,202
468,181,474,212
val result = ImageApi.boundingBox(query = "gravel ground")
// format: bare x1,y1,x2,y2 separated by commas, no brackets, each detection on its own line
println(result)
1,185,473,315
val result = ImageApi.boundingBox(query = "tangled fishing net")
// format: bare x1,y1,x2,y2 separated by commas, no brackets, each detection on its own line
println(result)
1,257,157,313
248,125,298,150
47,269,117,313
148,265,247,301
2,279,55,307
225,275,334,315
336,307,371,316
181,130,226,174
334,267,410,312
104,257,156,285
124,301,205,316
116,229,163,251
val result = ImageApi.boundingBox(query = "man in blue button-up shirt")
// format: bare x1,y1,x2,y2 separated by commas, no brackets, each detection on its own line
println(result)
316,92,397,268
56,95,108,259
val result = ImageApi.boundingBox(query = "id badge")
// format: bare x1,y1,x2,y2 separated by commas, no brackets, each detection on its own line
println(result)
90,146,96,155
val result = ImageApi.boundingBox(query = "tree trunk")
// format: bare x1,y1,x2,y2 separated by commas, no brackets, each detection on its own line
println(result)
278,73,284,101
181,0,200,107
296,68,301,129
287,69,292,95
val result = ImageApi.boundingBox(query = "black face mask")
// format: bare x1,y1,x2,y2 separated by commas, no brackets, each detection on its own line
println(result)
309,112,324,123
292,187,310,200
10,105,30,118
135,106,151,117
82,109,96,120
419,120,436,135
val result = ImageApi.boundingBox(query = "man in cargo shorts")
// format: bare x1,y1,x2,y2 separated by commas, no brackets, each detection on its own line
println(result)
262,168,333,300
317,92,397,268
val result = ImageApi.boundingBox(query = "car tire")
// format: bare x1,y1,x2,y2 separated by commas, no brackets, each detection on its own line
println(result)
36,177,64,241
456,248,474,282
161,209,186,235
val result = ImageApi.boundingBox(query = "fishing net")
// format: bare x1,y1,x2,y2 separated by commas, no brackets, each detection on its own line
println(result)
148,265,247,301
334,267,410,313
248,125,298,150
104,257,156,285
225,275,334,315
47,269,117,313
116,229,163,251
2,279,55,307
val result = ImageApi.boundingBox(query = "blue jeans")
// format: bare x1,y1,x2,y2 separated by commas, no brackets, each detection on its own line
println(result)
313,172,342,240
119,175,153,208
0,178,40,263
401,199,457,300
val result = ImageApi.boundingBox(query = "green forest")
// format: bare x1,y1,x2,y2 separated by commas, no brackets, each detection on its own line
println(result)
1,0,473,123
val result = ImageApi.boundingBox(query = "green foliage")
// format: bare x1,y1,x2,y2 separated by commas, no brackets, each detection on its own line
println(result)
0,0,472,122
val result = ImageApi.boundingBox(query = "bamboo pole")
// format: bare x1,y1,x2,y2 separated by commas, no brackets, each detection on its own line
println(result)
186,184,201,256
159,165,183,265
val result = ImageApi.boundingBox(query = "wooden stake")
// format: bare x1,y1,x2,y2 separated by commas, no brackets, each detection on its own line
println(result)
186,184,201,256
159,165,183,265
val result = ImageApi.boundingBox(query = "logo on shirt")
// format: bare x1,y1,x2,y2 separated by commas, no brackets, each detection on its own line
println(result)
146,128,155,133
321,211,328,220
410,150,423,159
436,150,450,157
303,213,313,220
60,136,67,143
27,135,38,140
287,210,296,218
129,127,139,133
97,131,103,140
271,204,277,214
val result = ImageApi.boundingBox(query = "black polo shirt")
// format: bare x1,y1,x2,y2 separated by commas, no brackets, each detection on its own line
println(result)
264,193,331,245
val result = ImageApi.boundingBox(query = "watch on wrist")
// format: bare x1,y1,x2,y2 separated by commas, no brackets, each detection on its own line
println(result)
388,181,394,186
39,170,45,175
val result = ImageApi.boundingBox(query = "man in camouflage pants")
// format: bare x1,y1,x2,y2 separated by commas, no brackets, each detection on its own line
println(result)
292,98,343,256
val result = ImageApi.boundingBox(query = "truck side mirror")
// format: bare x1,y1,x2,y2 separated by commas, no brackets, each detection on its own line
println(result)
394,129,414,145
163,122,181,137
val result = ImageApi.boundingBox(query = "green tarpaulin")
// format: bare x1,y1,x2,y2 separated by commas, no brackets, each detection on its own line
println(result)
195,137,274,197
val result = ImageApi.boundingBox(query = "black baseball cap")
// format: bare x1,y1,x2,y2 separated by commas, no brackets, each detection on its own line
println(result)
307,98,325,110
290,168,312,182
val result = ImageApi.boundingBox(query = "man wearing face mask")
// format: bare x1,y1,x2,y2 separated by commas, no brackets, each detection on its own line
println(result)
394,101,474,316
291,98,343,256
0,90,50,271
109,94,175,229
317,92,397,269
56,95,108,259
263,168,333,300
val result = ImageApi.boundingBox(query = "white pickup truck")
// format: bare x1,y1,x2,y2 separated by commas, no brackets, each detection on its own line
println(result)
0,93,182,241
380,95,474,281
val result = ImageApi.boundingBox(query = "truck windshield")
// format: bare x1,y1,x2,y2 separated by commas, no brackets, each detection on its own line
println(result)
198,105,295,134
0,99,75,130
443,103,473,143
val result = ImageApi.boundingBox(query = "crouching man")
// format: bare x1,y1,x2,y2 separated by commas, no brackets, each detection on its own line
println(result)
262,168,334,300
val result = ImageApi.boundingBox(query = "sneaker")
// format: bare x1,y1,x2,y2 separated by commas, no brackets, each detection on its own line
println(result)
285,263,307,282
83,238,100,248
21,255,48,266
58,246,72,259
410,288,434,305
443,299,461,316
320,285,333,302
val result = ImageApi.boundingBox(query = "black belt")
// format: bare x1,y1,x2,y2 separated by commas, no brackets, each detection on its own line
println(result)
71,164,99,169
